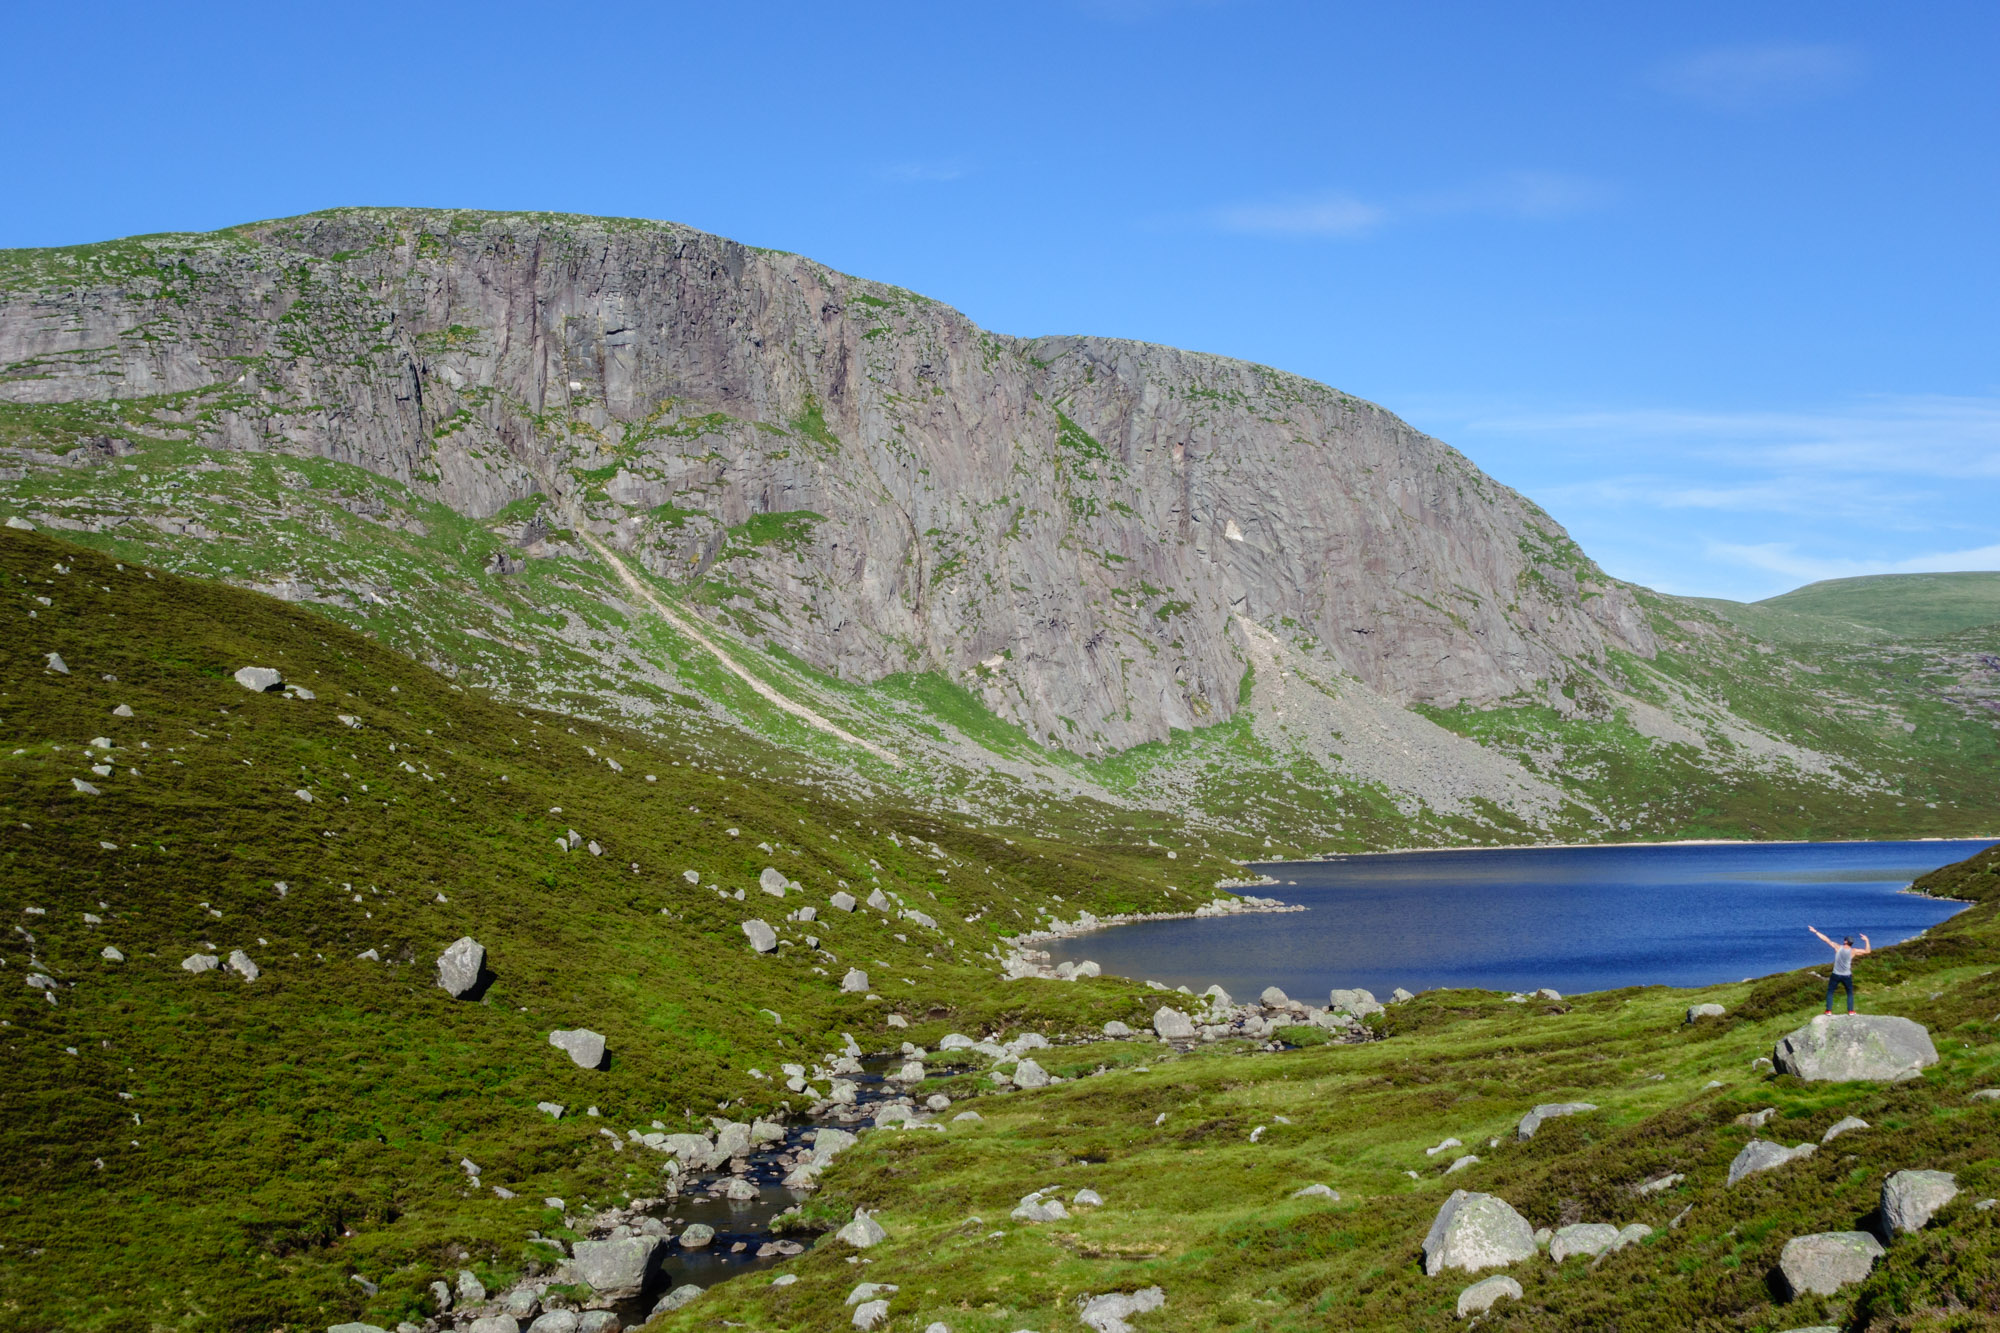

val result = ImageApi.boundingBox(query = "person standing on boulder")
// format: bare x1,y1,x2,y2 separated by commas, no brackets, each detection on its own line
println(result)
1809,926,1870,1014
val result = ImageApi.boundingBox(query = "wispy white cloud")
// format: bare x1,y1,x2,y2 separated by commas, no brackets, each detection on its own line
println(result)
1424,393,2000,599
1211,171,1605,239
1650,42,1861,111
1468,395,2000,482
1705,539,2000,584
1212,193,1388,238
875,161,969,184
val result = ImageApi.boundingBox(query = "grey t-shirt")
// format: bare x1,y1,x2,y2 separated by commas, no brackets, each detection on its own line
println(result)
1833,945,1854,976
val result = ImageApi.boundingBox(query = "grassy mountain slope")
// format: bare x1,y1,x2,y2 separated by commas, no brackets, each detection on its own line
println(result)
1759,573,2000,639
654,852,2000,1333
0,527,1234,1332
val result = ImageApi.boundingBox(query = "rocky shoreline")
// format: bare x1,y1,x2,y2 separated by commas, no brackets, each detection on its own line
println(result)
996,892,1304,981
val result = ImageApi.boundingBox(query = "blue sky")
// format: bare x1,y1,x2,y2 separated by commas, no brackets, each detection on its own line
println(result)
7,1,1995,600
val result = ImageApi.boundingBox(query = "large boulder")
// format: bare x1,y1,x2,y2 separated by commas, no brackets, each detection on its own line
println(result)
759,867,789,896
1422,1190,1536,1275
548,1028,606,1070
1516,1102,1596,1140
1686,1003,1726,1022
1773,1014,1938,1082
841,968,870,993
436,936,485,998
233,666,283,692
1777,1231,1884,1298
1455,1275,1522,1318
571,1235,661,1299
1882,1170,1959,1235
835,1208,887,1247
741,919,778,953
1729,1139,1816,1186
1012,1058,1051,1089
650,1286,701,1315
1328,988,1384,1018
1152,1007,1196,1040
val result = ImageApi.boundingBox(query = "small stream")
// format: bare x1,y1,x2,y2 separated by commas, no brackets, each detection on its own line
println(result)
602,1053,968,1320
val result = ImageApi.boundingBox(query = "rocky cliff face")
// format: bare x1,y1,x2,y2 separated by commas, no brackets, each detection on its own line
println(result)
0,209,1654,753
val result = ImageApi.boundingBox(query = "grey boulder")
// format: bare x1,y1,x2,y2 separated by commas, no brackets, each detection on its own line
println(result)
328,1325,387,1333
1516,1102,1596,1140
467,1319,519,1333
1882,1169,1958,1235
1729,1139,1816,1186
1778,1231,1884,1298
1686,1003,1726,1022
234,666,283,692
835,1208,887,1247
576,1314,620,1333
1012,1058,1050,1089
650,1285,701,1315
1821,1115,1869,1144
548,1028,606,1070
456,1270,488,1303
1548,1223,1621,1261
830,891,857,912
436,936,485,998
1078,1286,1165,1333
571,1235,661,1299
841,968,870,993
677,1223,715,1248
1152,1007,1196,1040
759,867,789,896
1328,988,1383,1018
181,953,219,974
1455,1275,1522,1318
526,1314,578,1333
1773,1014,1938,1082
1103,1020,1133,1037
227,949,260,981
1422,1190,1536,1275
742,919,778,953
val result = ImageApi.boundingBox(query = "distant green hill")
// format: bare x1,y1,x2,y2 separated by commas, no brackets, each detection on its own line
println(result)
1757,571,2000,638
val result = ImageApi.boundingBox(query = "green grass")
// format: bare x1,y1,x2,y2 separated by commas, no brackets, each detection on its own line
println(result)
0,528,1231,1332
1757,573,2000,639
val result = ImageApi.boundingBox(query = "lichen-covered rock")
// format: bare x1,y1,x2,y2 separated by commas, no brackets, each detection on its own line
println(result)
1548,1223,1620,1262
436,936,485,998
1777,1231,1884,1298
1773,1014,1938,1082
1882,1170,1958,1235
1078,1286,1165,1333
571,1235,660,1299
1422,1190,1536,1275
1728,1140,1816,1186
548,1028,606,1070
233,666,283,693
835,1208,887,1247
1455,1275,1522,1318
1516,1102,1596,1140
1821,1115,1869,1144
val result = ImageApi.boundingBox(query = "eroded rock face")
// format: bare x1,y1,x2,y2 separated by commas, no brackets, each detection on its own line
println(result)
1774,1014,1938,1082
0,210,1654,755
1422,1190,1536,1275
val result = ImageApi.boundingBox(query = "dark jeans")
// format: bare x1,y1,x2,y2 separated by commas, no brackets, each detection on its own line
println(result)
1826,974,1855,1012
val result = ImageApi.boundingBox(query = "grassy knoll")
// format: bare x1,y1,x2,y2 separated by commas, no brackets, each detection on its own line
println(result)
0,528,1232,1332
654,851,2000,1333
1758,574,2000,640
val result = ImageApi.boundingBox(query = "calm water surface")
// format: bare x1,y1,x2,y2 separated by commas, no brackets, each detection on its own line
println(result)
1042,840,1992,999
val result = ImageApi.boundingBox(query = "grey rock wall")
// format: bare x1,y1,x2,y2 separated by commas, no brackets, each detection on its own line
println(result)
0,209,1655,753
